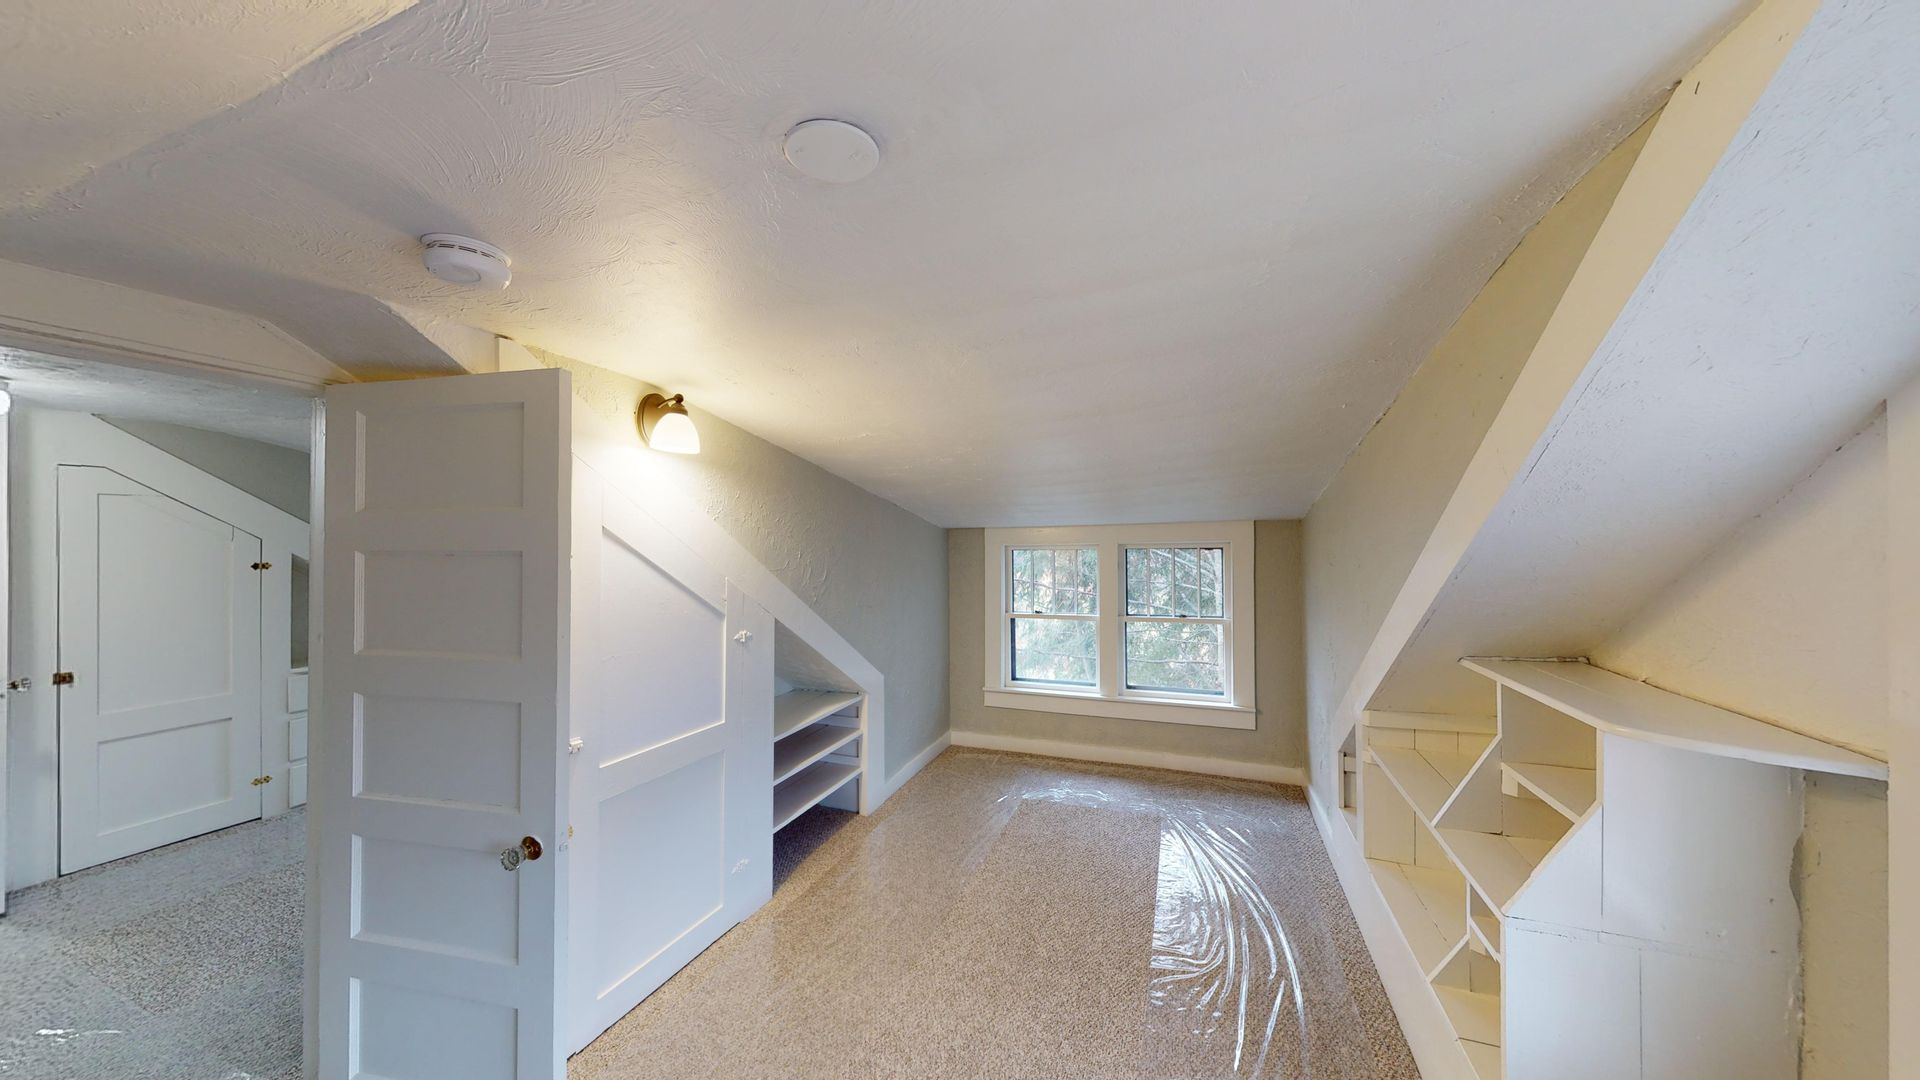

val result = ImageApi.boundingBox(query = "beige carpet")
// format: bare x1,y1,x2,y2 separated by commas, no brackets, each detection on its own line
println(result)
568,749,1418,1079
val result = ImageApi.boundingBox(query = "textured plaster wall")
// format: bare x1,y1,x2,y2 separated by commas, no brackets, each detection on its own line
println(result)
1593,413,1886,756
947,521,1305,770
101,418,311,522
1300,119,1652,802
523,345,948,776
1590,413,1889,1079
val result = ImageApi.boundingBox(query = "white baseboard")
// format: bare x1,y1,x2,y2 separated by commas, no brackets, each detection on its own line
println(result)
877,731,953,806
1305,785,1475,1080
949,729,1306,787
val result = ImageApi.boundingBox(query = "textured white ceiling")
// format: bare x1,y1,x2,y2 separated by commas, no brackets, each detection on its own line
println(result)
0,0,1748,525
0,0,414,212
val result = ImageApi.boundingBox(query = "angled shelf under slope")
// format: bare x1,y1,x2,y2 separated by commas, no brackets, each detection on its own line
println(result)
1371,745,1482,823
1461,657,1887,780
774,758,862,832
1436,986,1500,1052
774,721,862,785
1434,828,1555,912
775,689,864,741
1369,857,1467,977
1499,761,1595,821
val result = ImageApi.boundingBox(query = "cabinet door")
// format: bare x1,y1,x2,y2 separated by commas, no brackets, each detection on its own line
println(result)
565,455,772,1051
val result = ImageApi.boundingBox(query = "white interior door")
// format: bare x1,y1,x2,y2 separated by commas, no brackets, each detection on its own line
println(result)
316,370,570,1080
1,406,9,913
567,457,771,1052
56,465,262,874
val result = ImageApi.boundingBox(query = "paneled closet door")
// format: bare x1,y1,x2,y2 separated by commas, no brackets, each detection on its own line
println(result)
56,465,263,873
316,369,570,1080
566,455,773,1052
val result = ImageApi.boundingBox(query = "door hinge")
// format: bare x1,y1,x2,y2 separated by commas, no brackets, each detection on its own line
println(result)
51,672,75,686
251,775,273,787
251,561,273,571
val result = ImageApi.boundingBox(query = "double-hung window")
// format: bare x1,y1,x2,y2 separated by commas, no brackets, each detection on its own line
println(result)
984,522,1255,729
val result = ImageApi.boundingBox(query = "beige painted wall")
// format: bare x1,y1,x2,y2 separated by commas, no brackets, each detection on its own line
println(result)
1300,117,1652,802
522,345,949,777
1590,412,1889,1079
948,520,1305,770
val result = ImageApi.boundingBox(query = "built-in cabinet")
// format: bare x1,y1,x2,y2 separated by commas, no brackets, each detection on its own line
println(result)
1351,658,1887,1079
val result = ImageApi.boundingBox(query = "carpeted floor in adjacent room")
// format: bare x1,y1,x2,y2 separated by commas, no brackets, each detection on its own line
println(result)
0,810,306,1080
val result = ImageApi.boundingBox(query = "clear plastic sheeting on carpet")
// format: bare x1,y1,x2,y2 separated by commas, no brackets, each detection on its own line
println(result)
571,749,1418,1079
1004,775,1386,1078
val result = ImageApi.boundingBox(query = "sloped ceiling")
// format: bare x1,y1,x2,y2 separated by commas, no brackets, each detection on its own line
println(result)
0,0,415,211
0,0,1749,525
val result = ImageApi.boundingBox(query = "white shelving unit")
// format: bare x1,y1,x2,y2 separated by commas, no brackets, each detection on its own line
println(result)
1353,658,1888,1079
775,689,862,740
771,684,864,835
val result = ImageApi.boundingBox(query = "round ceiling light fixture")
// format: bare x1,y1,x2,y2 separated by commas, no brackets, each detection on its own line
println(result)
420,233,512,290
782,119,880,183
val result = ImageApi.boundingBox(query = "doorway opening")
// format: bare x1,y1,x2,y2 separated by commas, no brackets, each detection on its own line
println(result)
0,348,314,1080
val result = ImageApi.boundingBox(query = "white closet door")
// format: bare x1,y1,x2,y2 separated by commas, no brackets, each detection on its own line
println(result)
56,465,263,873
316,370,570,1080
567,458,772,1051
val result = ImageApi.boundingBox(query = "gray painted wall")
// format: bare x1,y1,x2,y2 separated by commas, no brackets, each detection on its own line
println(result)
101,416,310,521
527,346,950,776
948,520,1305,769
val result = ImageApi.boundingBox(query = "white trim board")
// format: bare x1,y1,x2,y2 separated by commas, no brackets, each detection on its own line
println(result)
949,730,1305,787
876,732,952,805
0,257,348,390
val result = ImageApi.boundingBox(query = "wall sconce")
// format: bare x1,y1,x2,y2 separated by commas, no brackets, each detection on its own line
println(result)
638,392,701,454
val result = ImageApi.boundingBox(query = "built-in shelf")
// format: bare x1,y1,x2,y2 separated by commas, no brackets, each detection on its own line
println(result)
1437,986,1501,1048
1501,761,1595,821
774,690,863,741
1468,911,1502,961
1352,656,1856,1077
774,721,861,785
1460,1038,1502,1080
1436,829,1553,912
1372,745,1481,824
1367,709,1498,735
773,759,861,832
1461,658,1887,780
1369,859,1467,976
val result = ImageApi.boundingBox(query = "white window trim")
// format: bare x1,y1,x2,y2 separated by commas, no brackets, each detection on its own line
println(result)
982,521,1256,730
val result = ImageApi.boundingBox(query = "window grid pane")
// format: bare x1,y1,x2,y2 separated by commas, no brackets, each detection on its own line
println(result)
1124,546,1223,617
1011,616,1097,686
1123,620,1226,696
1009,546,1097,615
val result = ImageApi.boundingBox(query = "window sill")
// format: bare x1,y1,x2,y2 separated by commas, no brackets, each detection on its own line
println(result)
982,686,1256,730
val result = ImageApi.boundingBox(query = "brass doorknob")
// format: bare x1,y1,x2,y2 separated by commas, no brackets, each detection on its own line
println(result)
499,835,543,871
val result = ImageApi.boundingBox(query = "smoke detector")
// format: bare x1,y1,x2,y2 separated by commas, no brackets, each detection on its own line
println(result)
420,233,511,289
782,119,880,183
